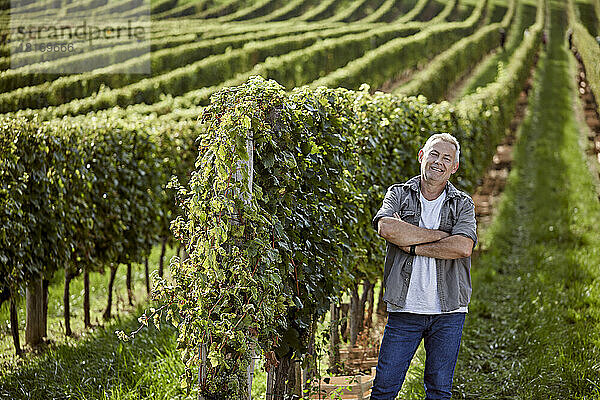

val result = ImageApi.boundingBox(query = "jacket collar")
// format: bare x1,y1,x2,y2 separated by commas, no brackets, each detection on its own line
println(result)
406,175,461,198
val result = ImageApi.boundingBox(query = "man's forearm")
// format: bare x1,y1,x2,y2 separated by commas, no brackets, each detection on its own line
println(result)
378,216,449,247
402,235,474,259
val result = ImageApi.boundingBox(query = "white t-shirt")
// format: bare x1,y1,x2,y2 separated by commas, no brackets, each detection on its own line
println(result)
388,190,468,314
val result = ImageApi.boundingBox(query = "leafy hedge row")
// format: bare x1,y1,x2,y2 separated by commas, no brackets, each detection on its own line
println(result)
247,22,422,88
310,0,486,89
63,0,108,14
5,11,476,122
69,0,144,17
1,18,338,74
150,0,179,15
300,0,341,21
322,0,379,23
453,0,543,174
390,0,430,24
570,2,600,114
1,35,128,69
421,0,458,23
361,0,412,23
2,34,193,90
395,0,516,102
4,34,196,75
137,21,421,112
0,112,198,308
1,21,206,70
157,21,417,108
8,0,60,15
174,3,488,110
22,0,144,19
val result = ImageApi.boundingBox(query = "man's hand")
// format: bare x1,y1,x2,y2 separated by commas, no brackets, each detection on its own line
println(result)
377,213,449,247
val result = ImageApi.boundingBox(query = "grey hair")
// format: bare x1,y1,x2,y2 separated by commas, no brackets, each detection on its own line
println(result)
422,133,460,164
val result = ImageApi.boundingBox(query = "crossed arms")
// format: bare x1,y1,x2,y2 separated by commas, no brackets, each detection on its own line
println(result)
377,213,474,259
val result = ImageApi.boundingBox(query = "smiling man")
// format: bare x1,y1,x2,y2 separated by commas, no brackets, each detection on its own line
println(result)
370,133,477,400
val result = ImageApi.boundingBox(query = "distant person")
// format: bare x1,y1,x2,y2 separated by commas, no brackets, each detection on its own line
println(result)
499,27,506,51
370,133,477,400
596,36,600,47
542,30,548,50
567,28,573,49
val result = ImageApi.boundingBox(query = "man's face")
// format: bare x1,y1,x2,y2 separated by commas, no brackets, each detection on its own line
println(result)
418,140,459,183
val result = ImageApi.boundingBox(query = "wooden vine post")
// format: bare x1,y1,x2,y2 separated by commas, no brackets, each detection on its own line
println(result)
198,131,256,399
329,302,341,374
239,133,256,399
266,369,275,400
198,344,207,400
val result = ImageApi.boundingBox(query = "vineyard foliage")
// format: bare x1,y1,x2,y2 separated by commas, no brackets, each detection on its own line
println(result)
0,114,198,296
0,0,578,397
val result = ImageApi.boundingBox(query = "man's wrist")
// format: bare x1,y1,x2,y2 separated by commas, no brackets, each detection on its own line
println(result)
410,244,417,256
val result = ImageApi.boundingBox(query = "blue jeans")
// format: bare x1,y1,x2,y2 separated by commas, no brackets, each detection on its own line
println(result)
370,312,466,400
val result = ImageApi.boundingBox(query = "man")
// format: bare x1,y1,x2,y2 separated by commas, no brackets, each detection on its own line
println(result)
370,133,477,400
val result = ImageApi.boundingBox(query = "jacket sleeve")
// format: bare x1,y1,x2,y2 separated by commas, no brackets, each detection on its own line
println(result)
372,185,400,232
451,196,478,248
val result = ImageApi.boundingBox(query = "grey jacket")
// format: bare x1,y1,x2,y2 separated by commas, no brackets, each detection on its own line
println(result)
372,176,477,312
